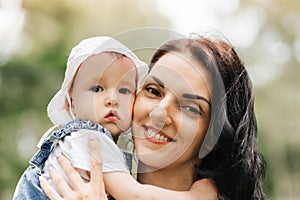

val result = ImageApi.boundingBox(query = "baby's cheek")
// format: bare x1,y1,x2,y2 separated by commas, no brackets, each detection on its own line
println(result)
128,98,136,115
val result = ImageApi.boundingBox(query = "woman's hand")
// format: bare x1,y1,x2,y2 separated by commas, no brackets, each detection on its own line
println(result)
40,135,107,200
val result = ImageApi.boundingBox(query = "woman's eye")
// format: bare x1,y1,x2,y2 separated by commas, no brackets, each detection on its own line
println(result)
146,87,161,97
119,88,131,94
90,86,103,92
182,105,202,115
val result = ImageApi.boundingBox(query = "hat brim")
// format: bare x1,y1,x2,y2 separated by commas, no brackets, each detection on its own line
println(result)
47,89,73,126
47,36,148,126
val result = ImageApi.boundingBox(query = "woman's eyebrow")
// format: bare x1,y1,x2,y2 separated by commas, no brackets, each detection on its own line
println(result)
182,93,211,107
150,75,164,88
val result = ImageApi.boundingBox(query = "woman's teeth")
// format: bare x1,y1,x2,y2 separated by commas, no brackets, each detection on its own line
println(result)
147,129,171,142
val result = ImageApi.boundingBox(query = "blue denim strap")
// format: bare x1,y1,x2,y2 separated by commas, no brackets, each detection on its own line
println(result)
30,119,113,166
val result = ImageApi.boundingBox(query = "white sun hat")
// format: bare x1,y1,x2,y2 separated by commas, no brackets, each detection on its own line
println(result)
47,36,148,126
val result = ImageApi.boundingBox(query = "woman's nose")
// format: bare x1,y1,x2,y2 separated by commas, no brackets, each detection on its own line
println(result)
104,90,118,106
149,103,172,129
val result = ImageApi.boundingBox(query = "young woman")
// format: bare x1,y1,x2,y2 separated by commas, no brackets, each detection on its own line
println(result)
41,36,266,200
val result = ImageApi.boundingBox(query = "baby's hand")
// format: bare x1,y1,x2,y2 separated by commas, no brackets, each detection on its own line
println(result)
190,178,218,200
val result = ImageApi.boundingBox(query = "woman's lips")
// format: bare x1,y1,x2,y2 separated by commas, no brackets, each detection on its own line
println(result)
143,125,176,144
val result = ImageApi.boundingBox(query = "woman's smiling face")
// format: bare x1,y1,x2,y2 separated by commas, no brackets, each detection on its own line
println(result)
132,52,212,170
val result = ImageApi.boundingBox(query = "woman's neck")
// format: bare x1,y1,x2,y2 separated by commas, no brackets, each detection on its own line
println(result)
137,161,197,191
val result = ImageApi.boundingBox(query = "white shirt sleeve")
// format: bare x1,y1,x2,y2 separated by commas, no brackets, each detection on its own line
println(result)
43,129,129,184
61,129,130,173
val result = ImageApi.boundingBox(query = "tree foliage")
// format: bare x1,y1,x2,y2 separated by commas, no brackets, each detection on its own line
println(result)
0,0,299,199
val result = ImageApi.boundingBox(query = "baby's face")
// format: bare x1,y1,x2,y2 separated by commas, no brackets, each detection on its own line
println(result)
70,52,137,139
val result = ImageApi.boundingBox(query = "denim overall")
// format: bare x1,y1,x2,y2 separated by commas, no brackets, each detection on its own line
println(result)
13,119,112,200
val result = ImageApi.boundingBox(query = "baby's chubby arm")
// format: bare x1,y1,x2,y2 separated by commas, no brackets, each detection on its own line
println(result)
41,134,217,200
104,172,218,200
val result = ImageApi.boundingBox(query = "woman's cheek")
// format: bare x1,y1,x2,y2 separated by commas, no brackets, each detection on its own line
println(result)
180,116,203,140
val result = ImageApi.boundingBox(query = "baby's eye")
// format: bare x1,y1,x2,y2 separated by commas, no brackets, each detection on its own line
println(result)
182,105,202,115
146,87,161,97
90,86,103,92
119,88,131,94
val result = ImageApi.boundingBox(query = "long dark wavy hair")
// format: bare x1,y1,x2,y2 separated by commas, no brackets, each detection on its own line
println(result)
150,37,266,200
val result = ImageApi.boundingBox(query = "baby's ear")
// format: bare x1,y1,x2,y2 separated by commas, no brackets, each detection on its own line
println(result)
65,98,71,111
65,88,73,111
65,92,73,111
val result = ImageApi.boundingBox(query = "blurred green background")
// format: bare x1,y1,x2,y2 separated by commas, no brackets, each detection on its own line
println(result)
0,0,299,199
